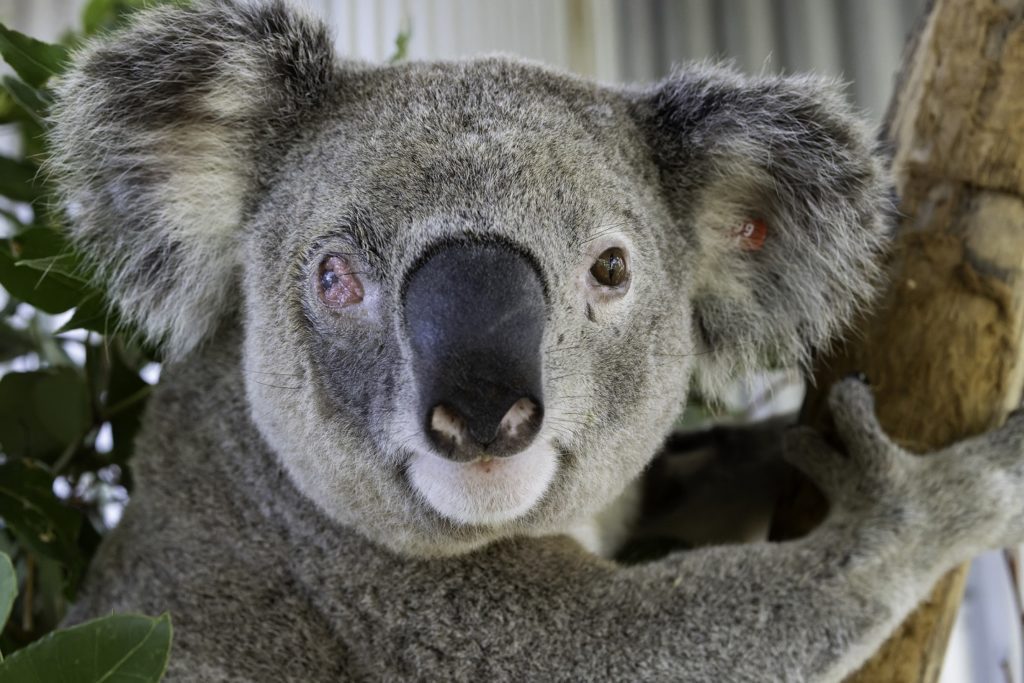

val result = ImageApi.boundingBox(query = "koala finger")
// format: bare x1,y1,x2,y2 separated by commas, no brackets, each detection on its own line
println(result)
827,378,902,480
782,426,853,501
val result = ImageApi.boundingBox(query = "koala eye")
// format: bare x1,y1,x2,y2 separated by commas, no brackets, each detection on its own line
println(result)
589,247,629,287
317,255,364,309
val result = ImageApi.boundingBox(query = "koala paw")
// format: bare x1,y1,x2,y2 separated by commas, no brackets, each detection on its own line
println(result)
784,378,1024,557
783,378,909,515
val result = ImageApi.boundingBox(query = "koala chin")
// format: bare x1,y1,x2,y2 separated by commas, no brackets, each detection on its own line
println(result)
406,440,559,526
49,1,1024,681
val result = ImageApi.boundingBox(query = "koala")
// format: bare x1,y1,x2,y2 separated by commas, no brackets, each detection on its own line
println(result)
48,1,1024,681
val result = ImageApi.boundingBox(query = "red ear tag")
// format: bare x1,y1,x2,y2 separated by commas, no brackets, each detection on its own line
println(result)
734,219,768,251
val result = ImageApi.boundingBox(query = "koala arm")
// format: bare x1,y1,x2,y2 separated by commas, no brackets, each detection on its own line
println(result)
411,378,1019,682
588,378,1022,681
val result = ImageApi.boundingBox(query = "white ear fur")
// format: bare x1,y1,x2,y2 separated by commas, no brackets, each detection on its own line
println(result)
49,0,335,359
646,66,892,397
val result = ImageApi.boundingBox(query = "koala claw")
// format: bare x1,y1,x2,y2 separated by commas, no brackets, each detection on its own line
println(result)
843,371,870,385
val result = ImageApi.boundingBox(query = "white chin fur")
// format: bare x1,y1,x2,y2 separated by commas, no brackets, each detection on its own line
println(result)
408,441,558,526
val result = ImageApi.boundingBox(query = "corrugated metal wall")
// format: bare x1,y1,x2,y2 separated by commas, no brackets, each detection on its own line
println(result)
616,0,928,118
3,0,927,119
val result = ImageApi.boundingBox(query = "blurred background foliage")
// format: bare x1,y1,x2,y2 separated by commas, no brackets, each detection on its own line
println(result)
0,0,172,678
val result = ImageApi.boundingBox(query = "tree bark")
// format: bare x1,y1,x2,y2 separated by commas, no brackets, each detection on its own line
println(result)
772,0,1024,681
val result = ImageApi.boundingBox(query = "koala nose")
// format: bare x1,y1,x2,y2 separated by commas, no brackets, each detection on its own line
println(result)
404,243,545,462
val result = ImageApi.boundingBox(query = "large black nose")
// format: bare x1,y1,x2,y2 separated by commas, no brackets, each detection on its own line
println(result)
404,243,545,461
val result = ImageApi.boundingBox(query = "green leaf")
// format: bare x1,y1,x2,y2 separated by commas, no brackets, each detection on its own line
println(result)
0,75,49,125
9,227,74,262
0,373,64,459
0,25,69,88
0,320,34,362
389,21,412,63
0,229,92,314
0,156,41,203
0,369,91,461
11,228,91,285
0,89,21,124
16,254,83,282
57,294,120,336
82,340,150,466
0,552,14,662
0,249,82,314
0,460,81,573
33,368,92,445
82,0,154,36
0,612,172,682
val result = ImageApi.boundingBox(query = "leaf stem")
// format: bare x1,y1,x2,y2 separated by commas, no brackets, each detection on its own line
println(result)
102,384,152,421
20,553,33,635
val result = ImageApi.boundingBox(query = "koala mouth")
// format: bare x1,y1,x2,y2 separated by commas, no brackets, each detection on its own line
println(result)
407,439,559,526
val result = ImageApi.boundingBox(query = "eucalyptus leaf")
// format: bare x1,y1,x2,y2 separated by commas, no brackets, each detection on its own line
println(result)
0,368,91,460
0,245,83,314
16,254,83,282
0,228,93,313
0,75,49,125
0,89,20,124
9,226,75,261
32,367,92,445
0,156,41,203
0,552,14,662
0,24,69,87
390,23,412,63
83,0,155,36
0,459,82,575
0,612,172,682
0,372,65,459
11,228,91,285
82,0,119,35
0,319,34,362
58,294,120,336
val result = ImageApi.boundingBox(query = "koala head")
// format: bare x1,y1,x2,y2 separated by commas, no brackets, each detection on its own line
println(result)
51,0,889,556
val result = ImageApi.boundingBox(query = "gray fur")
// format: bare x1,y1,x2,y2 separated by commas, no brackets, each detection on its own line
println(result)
50,1,1024,681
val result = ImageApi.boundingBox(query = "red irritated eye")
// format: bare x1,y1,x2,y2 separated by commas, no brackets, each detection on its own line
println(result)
317,255,364,309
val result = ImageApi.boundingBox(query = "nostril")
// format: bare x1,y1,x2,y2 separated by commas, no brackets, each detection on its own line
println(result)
429,404,467,448
499,398,540,439
424,397,543,461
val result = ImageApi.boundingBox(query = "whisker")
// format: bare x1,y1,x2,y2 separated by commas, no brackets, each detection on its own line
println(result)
246,370,304,378
251,379,302,390
576,220,635,246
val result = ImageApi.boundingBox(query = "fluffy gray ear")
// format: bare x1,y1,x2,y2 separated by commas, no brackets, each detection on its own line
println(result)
49,0,335,359
639,64,892,397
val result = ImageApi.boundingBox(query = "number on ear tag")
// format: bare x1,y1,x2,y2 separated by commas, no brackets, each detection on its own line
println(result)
734,219,767,251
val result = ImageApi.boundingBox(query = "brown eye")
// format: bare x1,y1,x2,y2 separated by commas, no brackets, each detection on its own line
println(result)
318,255,365,309
590,247,628,287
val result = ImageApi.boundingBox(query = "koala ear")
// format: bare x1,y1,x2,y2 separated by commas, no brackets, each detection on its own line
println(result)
639,64,892,397
49,0,335,359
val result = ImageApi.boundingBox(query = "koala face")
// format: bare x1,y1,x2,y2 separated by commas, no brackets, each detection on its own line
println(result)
50,1,890,556
241,63,694,553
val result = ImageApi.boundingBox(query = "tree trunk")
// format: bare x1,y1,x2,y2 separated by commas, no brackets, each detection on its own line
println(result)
772,0,1024,681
